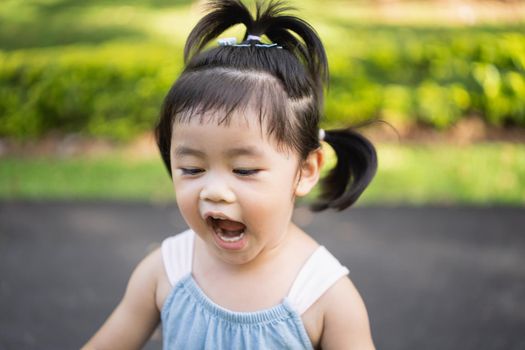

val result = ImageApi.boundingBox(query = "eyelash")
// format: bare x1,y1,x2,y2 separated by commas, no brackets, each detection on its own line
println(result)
178,168,260,176
233,169,260,176
179,168,204,176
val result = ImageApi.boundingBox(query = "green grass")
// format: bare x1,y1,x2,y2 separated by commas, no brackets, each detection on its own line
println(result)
0,154,174,202
360,142,525,206
2,142,524,205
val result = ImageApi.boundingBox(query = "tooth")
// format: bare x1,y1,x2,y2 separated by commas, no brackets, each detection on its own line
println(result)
217,228,245,242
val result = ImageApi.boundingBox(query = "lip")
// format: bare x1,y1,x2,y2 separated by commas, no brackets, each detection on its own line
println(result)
203,211,238,222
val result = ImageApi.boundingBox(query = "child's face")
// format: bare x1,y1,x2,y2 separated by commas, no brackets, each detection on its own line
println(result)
170,111,303,265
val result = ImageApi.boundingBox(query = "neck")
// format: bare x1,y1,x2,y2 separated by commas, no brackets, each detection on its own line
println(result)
197,221,300,275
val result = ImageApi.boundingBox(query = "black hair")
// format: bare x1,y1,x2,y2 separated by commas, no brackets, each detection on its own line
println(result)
155,0,378,211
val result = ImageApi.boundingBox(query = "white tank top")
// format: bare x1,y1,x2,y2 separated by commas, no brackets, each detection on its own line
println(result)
161,229,349,315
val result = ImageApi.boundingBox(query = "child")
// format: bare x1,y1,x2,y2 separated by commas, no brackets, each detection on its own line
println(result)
83,0,377,348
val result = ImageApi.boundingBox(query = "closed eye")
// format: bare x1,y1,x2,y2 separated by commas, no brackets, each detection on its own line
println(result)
179,168,204,176
233,169,260,176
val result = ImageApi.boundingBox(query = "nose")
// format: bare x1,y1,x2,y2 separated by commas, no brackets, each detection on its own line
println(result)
199,175,236,203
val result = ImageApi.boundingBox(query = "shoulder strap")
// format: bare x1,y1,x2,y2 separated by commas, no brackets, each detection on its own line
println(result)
286,246,349,315
161,229,195,286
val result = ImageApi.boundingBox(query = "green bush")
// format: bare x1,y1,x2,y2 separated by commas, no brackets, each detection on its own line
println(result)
0,44,181,140
324,26,525,130
1,26,524,140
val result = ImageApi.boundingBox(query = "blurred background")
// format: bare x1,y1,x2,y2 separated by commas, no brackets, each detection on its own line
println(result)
0,0,524,203
0,0,524,349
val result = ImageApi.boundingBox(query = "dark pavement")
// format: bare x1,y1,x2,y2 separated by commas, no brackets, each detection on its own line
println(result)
1,201,524,350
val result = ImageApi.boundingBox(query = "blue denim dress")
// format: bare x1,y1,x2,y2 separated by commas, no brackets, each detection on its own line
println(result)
160,230,349,349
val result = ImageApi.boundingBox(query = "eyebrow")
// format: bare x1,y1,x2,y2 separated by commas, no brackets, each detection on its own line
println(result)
173,145,263,159
225,146,264,158
173,146,206,158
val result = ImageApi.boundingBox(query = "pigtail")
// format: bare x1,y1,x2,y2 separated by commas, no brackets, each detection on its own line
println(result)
184,0,254,63
184,0,328,91
252,1,329,89
312,128,378,212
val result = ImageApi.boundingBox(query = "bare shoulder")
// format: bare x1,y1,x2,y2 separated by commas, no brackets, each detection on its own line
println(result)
125,246,169,315
319,276,376,350
133,246,164,280
82,247,164,350
124,246,165,302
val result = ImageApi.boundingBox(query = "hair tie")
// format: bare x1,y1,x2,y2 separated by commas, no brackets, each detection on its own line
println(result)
217,36,283,49
218,37,237,46
319,128,325,141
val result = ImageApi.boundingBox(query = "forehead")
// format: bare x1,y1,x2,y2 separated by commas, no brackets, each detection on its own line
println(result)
171,109,290,155
172,109,272,146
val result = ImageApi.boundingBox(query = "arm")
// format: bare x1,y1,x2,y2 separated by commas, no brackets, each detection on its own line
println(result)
320,276,376,350
82,248,163,350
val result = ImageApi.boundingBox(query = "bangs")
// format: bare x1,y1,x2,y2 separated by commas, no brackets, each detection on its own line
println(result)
165,68,297,148
156,44,322,176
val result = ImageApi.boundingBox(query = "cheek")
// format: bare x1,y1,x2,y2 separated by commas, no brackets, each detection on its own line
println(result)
173,180,199,215
241,177,297,218
175,190,207,235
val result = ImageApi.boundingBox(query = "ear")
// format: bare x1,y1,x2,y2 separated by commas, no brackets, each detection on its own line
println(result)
295,147,324,197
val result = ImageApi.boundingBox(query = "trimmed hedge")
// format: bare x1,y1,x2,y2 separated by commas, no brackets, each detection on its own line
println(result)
0,44,179,140
324,26,525,129
1,26,524,140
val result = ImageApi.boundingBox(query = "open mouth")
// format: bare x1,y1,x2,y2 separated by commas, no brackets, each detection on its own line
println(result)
207,217,246,243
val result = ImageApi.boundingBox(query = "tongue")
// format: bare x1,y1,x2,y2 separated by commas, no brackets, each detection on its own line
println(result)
216,219,246,233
